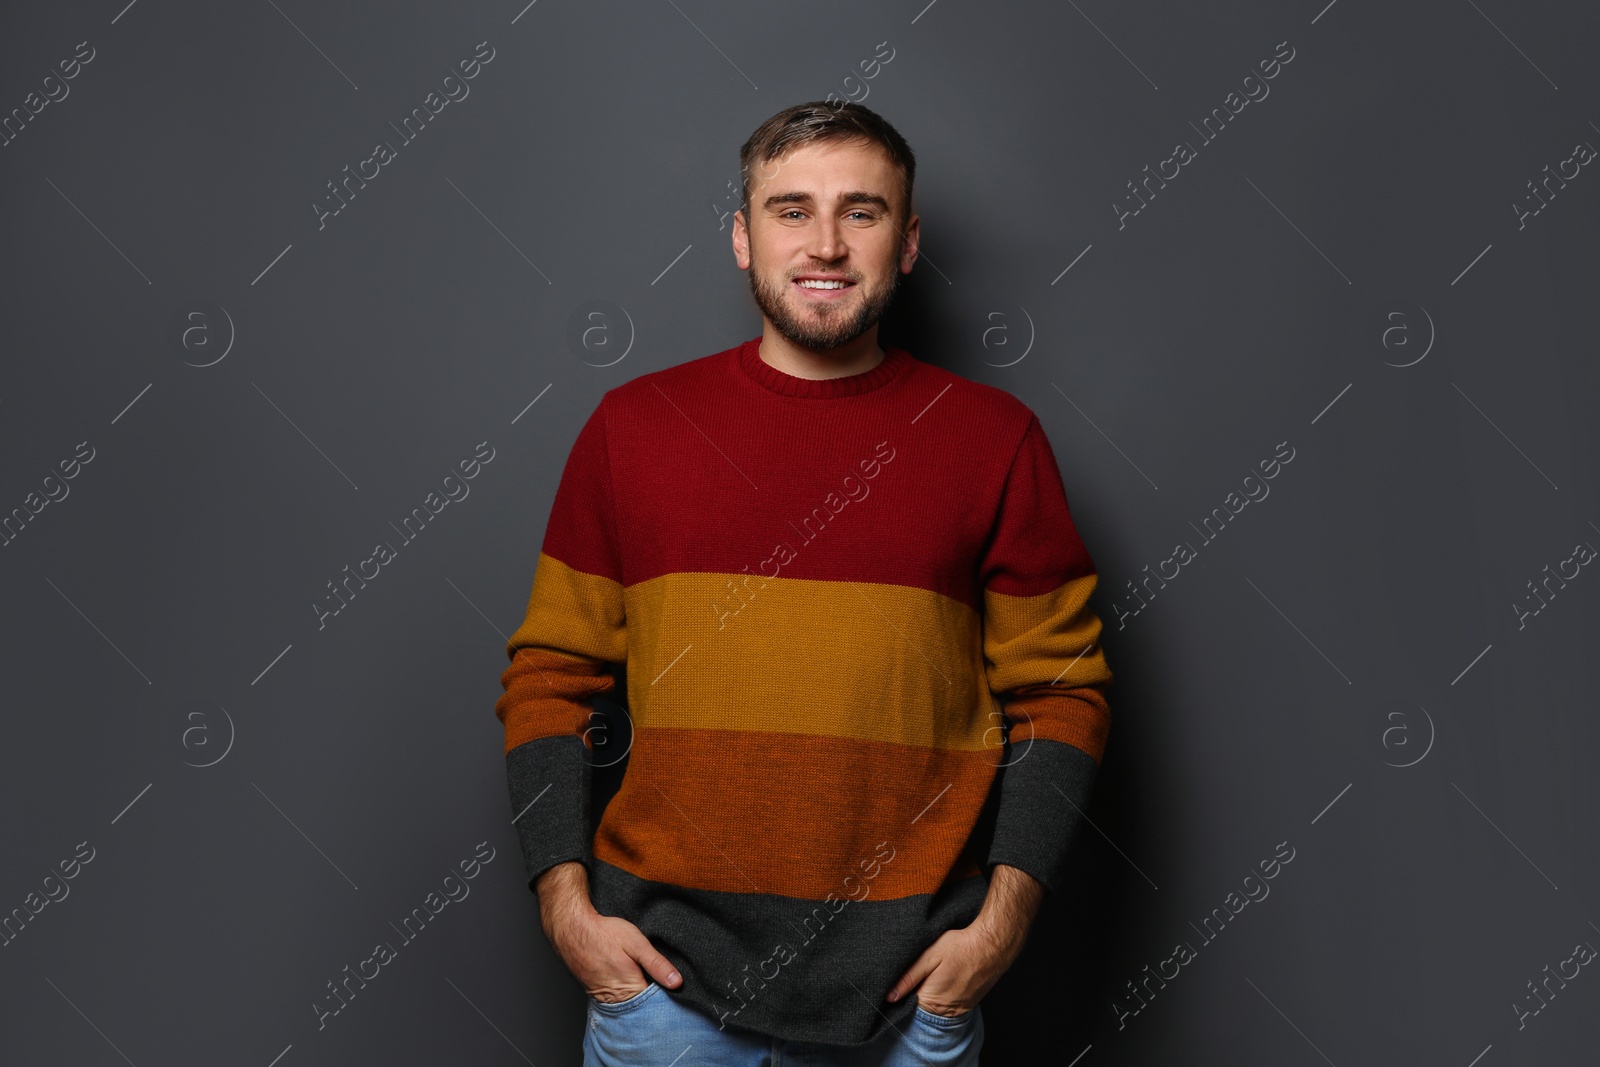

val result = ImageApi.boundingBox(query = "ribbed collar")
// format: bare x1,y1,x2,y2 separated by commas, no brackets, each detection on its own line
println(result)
735,336,912,399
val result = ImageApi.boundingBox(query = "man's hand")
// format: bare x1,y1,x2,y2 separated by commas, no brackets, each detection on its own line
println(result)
886,863,1045,1015
536,862,683,1003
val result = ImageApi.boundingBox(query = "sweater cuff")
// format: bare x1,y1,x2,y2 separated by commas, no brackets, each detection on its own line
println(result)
984,737,1099,895
506,735,593,892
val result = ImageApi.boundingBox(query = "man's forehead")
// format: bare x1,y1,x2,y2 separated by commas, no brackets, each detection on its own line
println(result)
755,140,893,179
750,141,900,201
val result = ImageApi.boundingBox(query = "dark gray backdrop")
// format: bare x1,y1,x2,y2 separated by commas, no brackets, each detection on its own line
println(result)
3,1,1597,1064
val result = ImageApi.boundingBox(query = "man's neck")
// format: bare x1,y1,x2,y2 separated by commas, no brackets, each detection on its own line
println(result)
757,327,885,381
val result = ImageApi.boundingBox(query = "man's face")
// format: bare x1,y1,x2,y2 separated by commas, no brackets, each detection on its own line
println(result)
734,138,919,352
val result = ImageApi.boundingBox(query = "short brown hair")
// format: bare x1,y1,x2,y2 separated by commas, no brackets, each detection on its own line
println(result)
739,101,916,224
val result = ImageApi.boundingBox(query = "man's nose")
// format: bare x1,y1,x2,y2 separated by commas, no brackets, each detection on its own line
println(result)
806,215,845,261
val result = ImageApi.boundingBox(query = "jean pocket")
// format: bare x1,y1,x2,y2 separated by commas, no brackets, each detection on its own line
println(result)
588,981,659,1015
913,1002,977,1029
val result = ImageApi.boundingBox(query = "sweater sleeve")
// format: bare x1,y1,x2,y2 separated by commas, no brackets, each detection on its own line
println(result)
977,412,1113,895
494,399,628,892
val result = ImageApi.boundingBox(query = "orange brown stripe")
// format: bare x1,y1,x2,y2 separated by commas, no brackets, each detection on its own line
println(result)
592,726,996,900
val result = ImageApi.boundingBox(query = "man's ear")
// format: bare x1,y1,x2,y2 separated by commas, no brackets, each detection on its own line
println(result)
898,213,920,273
732,210,751,269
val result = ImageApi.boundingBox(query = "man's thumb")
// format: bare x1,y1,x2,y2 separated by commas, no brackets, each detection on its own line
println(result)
630,935,683,988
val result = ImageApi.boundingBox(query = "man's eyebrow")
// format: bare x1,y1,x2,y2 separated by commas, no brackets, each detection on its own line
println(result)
762,191,893,213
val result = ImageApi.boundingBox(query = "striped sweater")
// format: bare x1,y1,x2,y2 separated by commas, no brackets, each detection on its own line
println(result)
495,336,1113,1045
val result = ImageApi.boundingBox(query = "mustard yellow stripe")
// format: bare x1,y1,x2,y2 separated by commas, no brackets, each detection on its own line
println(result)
506,552,627,664
982,572,1112,692
622,573,1002,752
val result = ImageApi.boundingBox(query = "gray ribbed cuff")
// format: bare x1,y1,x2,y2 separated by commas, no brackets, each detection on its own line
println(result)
506,735,593,892
984,737,1099,894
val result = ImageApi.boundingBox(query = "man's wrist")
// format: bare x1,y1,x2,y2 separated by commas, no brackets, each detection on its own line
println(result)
971,862,1044,956
535,861,598,932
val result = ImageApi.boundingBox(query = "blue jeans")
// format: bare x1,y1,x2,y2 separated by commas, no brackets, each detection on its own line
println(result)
583,982,984,1066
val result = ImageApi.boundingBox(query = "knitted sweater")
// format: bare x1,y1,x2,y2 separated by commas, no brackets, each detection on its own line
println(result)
495,335,1113,1046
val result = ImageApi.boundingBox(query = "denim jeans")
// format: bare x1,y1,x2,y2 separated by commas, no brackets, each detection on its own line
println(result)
582,981,984,1066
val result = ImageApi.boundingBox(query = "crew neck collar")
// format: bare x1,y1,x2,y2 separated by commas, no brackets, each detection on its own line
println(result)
735,336,912,399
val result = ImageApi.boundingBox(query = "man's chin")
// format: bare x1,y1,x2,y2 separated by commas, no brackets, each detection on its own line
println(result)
773,322,874,352
750,274,893,352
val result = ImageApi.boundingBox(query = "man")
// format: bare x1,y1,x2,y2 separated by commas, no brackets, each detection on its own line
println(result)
495,101,1113,1066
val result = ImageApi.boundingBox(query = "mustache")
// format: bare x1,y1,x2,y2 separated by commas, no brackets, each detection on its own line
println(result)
786,268,864,282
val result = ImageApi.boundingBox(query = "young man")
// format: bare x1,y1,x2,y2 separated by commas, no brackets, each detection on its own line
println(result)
495,101,1114,1066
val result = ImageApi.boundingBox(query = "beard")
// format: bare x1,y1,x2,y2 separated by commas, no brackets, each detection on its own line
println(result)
747,255,901,353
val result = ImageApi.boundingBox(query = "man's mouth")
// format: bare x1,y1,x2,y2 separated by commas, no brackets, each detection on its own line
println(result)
793,276,856,300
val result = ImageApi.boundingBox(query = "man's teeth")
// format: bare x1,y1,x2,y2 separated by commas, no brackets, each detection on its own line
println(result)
797,279,850,289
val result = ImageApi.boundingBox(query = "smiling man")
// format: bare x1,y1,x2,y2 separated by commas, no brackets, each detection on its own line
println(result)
496,101,1114,1066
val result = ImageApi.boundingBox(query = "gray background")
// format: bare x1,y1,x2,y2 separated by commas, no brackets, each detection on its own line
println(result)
2,0,1597,1064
